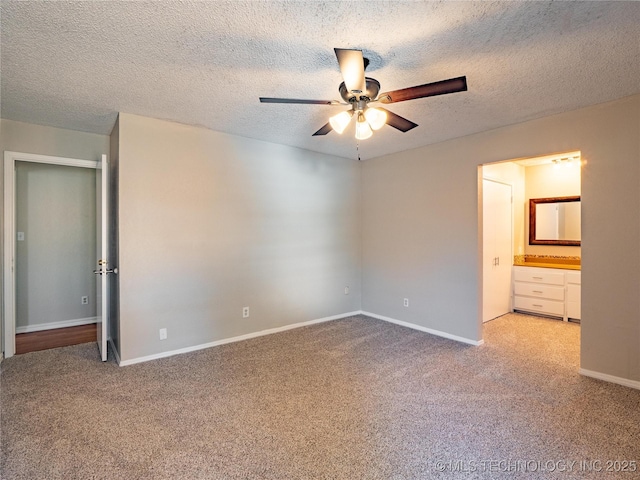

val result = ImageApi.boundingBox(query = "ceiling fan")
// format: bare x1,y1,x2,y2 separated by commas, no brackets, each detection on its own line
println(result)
260,48,467,140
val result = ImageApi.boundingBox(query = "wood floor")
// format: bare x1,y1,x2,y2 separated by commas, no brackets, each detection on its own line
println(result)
15,324,96,354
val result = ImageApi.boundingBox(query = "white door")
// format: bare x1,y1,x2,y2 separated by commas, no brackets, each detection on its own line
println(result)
95,154,109,361
483,179,512,322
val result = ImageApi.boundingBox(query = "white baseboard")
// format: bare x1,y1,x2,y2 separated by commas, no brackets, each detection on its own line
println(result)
108,338,121,365
361,311,484,346
15,317,97,334
119,311,362,367
579,368,640,391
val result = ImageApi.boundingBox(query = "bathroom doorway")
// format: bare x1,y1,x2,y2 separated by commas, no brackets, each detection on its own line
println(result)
480,152,582,325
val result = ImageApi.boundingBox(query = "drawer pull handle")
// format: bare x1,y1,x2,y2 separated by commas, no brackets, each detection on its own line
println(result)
533,304,544,308
532,276,543,280
533,290,543,293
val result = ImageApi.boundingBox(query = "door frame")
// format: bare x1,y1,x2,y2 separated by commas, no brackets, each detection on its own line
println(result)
3,151,99,358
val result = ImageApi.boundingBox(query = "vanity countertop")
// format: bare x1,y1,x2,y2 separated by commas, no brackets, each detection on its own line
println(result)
513,261,580,270
513,255,581,270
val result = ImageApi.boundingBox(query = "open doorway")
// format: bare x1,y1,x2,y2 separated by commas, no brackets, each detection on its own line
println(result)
3,151,108,359
13,161,96,353
481,151,582,325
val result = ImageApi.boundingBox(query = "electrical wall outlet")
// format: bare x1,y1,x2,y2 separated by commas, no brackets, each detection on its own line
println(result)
243,306,250,318
404,298,409,307
81,296,89,305
159,328,167,340
344,286,350,295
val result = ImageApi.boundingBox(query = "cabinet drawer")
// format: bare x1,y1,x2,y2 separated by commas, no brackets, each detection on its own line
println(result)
513,268,564,286
514,295,564,317
514,282,565,301
567,272,581,285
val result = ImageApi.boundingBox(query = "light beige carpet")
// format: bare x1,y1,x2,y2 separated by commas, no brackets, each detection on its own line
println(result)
1,313,639,479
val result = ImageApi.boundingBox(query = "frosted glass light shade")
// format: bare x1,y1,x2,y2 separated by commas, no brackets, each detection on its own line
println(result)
355,113,373,140
329,111,352,134
364,107,387,130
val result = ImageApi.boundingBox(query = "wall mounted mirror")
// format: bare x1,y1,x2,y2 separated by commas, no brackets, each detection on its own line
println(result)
529,196,581,246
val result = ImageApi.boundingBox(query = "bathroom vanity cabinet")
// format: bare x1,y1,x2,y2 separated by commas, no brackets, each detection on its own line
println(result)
512,265,581,322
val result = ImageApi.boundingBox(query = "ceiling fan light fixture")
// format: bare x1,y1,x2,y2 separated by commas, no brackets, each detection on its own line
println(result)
355,112,373,140
259,48,467,140
364,107,387,130
329,110,353,134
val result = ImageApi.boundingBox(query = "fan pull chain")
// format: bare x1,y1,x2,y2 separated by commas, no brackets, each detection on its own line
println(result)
357,140,361,161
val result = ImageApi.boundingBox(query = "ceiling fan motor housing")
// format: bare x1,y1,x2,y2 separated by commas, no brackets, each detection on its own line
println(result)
339,77,381,105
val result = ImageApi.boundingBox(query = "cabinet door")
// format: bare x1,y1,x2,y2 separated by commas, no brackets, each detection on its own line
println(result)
567,284,581,320
483,179,512,322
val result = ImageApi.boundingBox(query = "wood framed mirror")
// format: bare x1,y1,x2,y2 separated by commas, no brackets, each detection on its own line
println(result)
529,196,581,246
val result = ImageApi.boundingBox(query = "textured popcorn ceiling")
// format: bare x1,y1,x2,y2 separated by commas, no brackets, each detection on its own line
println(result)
1,1,639,160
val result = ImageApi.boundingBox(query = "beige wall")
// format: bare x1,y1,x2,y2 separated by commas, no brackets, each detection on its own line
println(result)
362,94,640,383
1,119,109,357
525,162,581,256
482,162,526,256
2,96,639,386
108,117,121,357
117,114,361,362
1,119,109,160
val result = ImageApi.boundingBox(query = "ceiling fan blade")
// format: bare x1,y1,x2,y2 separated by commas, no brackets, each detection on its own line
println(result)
378,76,467,104
334,48,366,93
312,123,333,136
260,97,342,105
378,108,418,132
